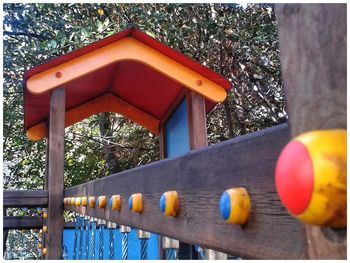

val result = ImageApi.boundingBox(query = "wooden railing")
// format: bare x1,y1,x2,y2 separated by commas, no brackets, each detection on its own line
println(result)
64,124,308,259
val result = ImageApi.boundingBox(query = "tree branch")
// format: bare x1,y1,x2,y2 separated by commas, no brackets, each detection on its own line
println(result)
3,30,46,40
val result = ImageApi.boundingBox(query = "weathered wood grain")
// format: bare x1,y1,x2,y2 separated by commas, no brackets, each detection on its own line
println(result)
3,190,48,208
4,216,42,229
65,124,307,259
46,88,65,259
3,216,75,229
276,4,347,259
186,91,208,150
276,4,346,134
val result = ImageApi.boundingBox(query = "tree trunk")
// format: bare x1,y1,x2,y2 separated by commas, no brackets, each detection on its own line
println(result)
99,113,121,174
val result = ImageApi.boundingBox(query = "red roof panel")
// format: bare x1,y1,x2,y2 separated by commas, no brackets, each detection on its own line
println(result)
23,27,231,132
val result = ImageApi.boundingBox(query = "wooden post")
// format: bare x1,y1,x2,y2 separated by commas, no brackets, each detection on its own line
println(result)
186,91,208,150
158,126,167,260
187,90,227,259
44,136,49,190
46,88,65,259
42,135,49,259
276,4,346,259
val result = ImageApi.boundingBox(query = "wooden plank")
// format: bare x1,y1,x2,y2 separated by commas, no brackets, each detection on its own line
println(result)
4,216,42,229
3,190,48,208
3,217,75,229
276,4,346,259
46,88,65,259
65,124,307,259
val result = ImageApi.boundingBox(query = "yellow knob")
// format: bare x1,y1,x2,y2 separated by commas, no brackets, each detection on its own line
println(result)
109,195,121,211
89,197,96,208
128,193,143,213
42,225,48,233
275,129,347,227
97,196,107,208
42,212,48,219
81,196,87,207
159,191,179,217
219,187,251,225
42,248,47,255
75,197,81,206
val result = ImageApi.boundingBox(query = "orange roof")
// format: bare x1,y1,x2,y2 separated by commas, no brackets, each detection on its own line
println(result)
23,27,231,141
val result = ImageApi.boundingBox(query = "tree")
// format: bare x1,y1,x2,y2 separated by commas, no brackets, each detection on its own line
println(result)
3,4,285,258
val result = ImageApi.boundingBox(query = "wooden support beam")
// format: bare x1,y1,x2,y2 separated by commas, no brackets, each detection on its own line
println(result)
3,217,75,229
65,124,307,259
46,88,65,259
3,190,48,208
276,4,346,259
186,91,208,150
44,136,49,190
186,90,208,259
4,216,42,229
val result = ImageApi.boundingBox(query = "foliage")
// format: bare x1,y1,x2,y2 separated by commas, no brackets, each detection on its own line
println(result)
3,3,285,259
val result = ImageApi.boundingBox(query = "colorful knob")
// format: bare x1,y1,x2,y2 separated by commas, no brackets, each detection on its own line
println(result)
71,197,76,206
42,248,47,255
275,129,347,228
81,196,87,207
38,243,42,249
159,191,179,217
42,212,48,219
63,198,67,205
219,187,251,225
128,193,143,213
89,197,95,208
75,197,81,206
96,196,107,209
42,225,48,233
109,195,121,211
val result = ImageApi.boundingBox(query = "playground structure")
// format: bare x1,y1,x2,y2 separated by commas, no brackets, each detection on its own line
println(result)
3,4,346,260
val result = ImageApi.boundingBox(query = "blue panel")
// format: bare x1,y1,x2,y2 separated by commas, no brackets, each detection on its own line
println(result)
165,99,190,158
63,228,159,260
62,229,75,260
